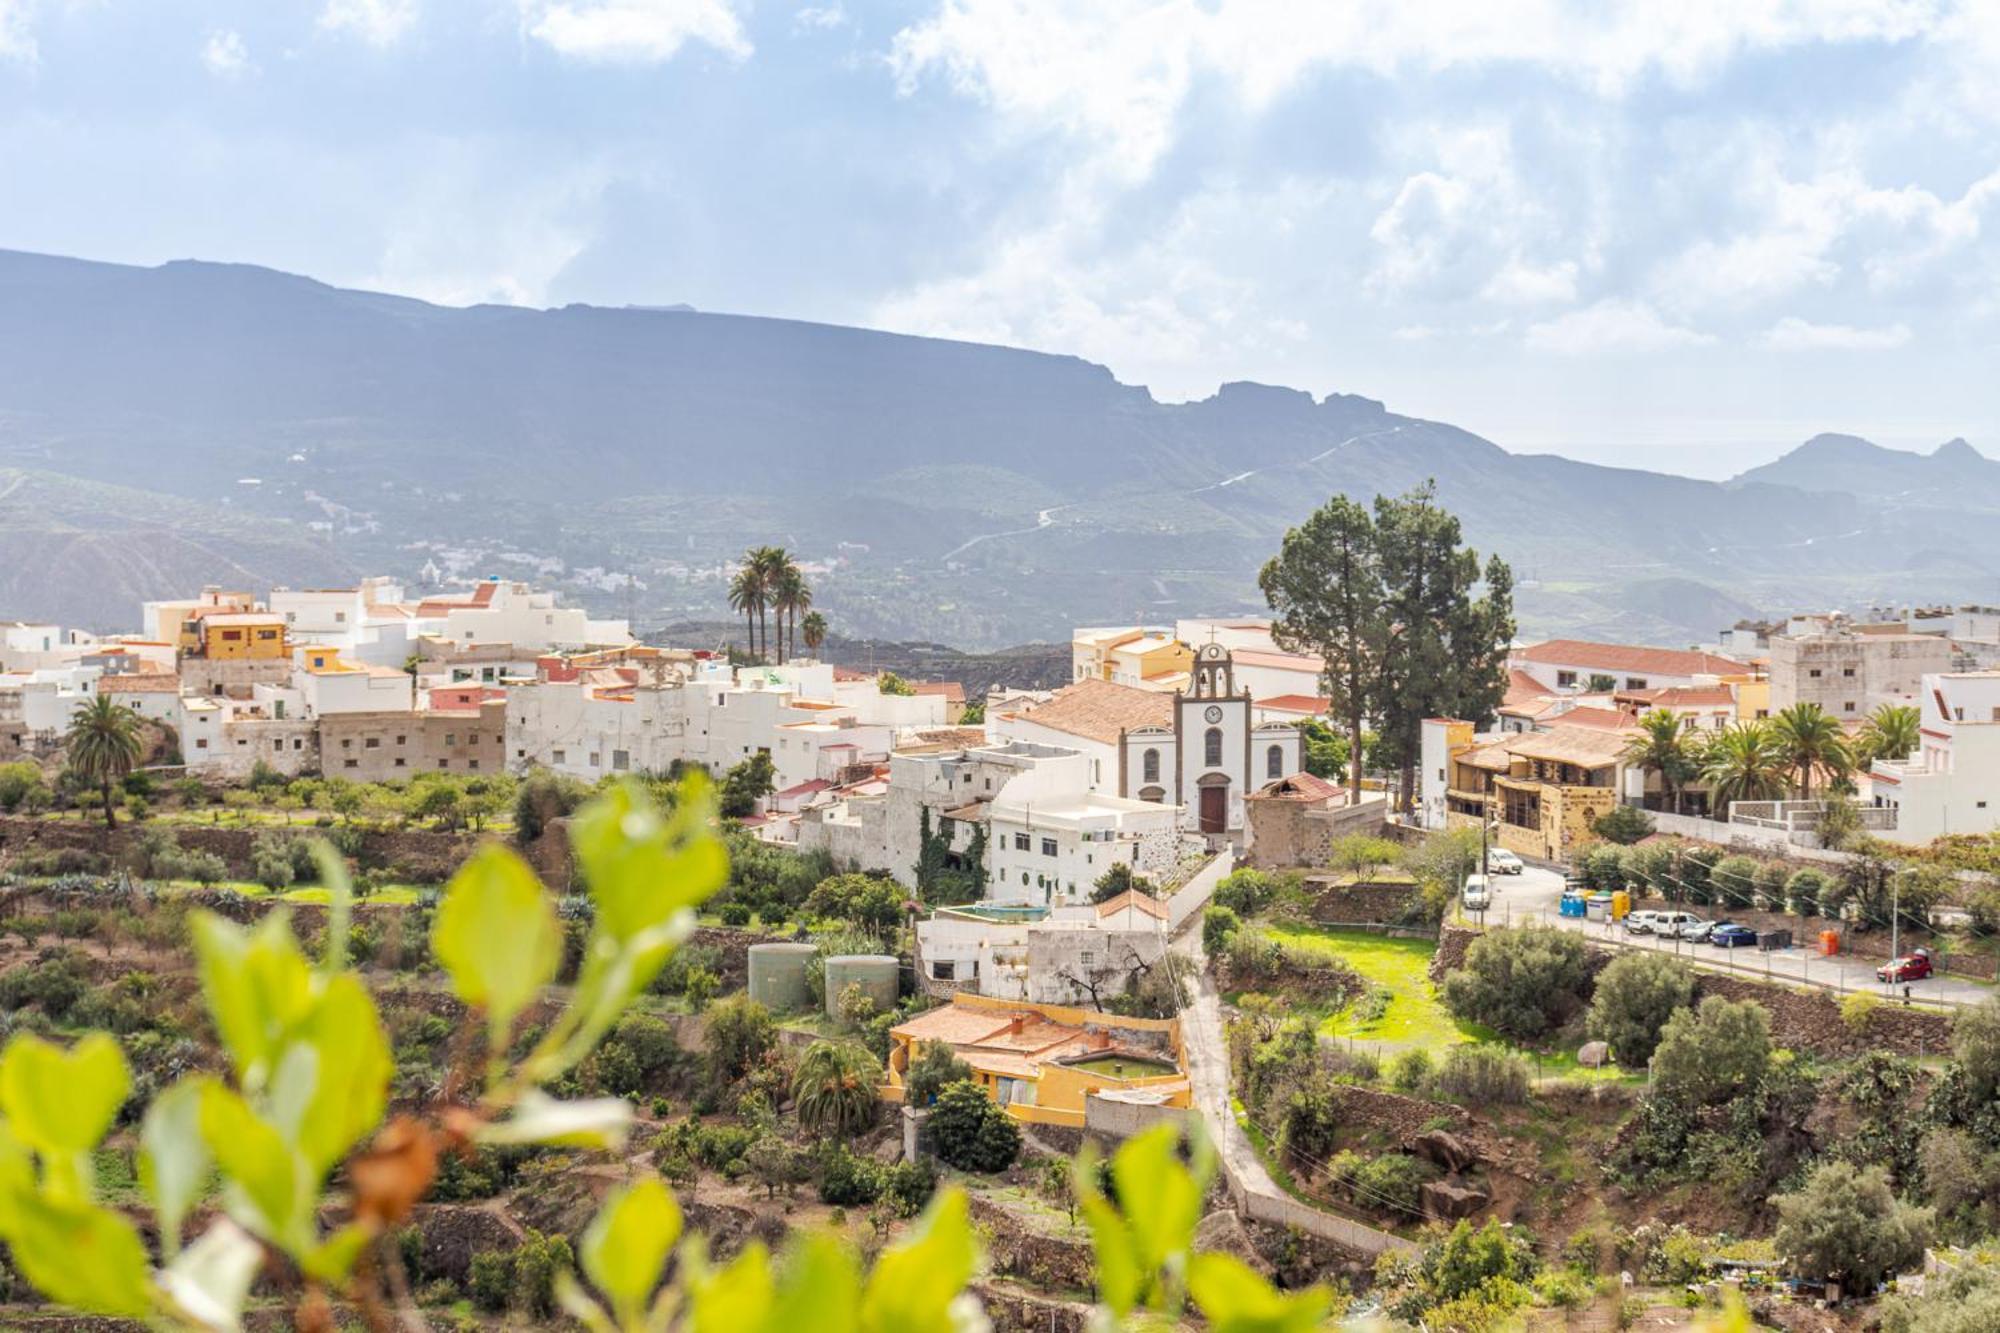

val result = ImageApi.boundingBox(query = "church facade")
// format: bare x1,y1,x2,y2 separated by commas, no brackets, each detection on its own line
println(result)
1117,644,1304,837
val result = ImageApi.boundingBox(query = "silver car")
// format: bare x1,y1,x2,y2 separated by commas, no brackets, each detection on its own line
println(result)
1677,917,1716,941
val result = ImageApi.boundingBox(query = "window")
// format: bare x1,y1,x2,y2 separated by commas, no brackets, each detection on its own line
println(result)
612,750,630,771
396,735,406,745
1204,727,1223,767
468,760,479,770
1080,951,1095,967
1809,668,1822,678
1142,748,1160,782
394,757,406,767
552,749,566,764
1844,702,1856,712
444,733,456,747
273,740,284,752
343,759,357,769
1556,670,1577,688
195,738,208,749
588,753,601,767
1015,833,1030,851
438,759,449,769
334,612,346,624
1267,744,1283,779
364,738,380,749
1842,667,1856,677
1624,677,1647,690
1041,837,1057,857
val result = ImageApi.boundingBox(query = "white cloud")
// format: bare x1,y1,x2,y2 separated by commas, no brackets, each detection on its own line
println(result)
1481,256,1579,305
1758,317,1913,350
201,29,252,78
889,1,1956,183
525,0,751,63
319,0,419,48
0,0,37,62
1525,300,1713,354
793,4,846,31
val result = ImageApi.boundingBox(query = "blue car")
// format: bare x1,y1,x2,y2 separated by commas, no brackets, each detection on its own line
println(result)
1710,923,1758,948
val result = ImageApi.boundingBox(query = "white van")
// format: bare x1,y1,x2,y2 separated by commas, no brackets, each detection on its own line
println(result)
1462,874,1492,912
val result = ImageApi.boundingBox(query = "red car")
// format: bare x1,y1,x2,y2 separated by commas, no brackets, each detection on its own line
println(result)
1877,952,1933,983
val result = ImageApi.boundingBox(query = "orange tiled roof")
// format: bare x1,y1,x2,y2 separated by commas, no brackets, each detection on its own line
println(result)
1517,639,1744,678
1095,889,1170,922
1249,771,1343,803
1503,669,1548,707
1255,694,1331,714
1008,678,1172,745
100,674,179,695
1549,706,1638,732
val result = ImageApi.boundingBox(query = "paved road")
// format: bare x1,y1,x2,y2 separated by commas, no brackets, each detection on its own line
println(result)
1171,875,1284,1199
1464,864,1993,1008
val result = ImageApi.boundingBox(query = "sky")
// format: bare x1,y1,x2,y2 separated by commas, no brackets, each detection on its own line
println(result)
3,1,1999,478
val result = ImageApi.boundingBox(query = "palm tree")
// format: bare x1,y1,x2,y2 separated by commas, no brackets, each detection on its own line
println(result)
67,693,143,829
726,568,761,661
771,560,810,663
1620,708,1699,814
800,610,827,658
790,1039,881,1136
746,546,788,662
1770,702,1850,798
1700,721,1789,810
1855,703,1920,766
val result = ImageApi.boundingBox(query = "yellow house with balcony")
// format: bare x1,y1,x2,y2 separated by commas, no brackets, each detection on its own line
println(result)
883,992,1189,1128
1444,722,1626,862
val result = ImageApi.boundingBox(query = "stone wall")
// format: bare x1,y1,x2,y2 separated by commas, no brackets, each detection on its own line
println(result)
1428,924,1480,983
0,814,513,884
1243,795,1388,871
1691,971,1954,1059
1307,873,1420,925
1084,1094,1189,1140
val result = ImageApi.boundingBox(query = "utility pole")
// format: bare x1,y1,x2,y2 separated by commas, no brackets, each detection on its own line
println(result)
1889,873,1900,983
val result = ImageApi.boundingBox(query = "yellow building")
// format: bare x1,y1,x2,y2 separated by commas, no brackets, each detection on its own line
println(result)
883,992,1189,1128
1071,627,1195,692
1444,723,1626,862
190,611,289,660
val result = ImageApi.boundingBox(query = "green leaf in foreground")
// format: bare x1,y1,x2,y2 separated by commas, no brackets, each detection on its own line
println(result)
581,1174,682,1328
432,842,562,1046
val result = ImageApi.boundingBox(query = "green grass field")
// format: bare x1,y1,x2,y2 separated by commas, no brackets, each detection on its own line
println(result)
1264,925,1487,1048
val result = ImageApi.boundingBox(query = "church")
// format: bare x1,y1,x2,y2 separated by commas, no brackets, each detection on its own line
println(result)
994,644,1304,840
1118,643,1303,835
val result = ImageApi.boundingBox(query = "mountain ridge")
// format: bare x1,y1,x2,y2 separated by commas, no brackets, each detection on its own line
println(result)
0,247,1992,647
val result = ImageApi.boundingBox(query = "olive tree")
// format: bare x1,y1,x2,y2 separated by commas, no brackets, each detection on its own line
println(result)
1440,925,1591,1040
1774,1161,1930,1293
1586,953,1696,1067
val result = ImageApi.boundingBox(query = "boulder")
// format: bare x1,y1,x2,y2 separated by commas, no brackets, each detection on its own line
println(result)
1413,1129,1477,1173
1420,1179,1490,1222
1577,1041,1612,1069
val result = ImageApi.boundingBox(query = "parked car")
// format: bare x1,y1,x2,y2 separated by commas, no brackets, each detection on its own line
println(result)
1676,917,1716,942
1462,874,1492,912
1485,848,1524,875
1878,951,1934,983
1653,911,1701,938
1623,910,1660,935
1710,923,1759,948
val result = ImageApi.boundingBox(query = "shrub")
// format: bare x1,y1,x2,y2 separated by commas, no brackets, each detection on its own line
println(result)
0,953,88,1021
0,762,48,812
816,1143,884,1206
1954,996,2000,1104
803,873,904,933
717,901,752,927
1710,855,1761,910
928,1080,1021,1173
1591,805,1654,846
1678,845,1721,905
1624,843,1675,899
1754,860,1791,910
1328,1150,1434,1216
1579,844,1628,892
701,994,775,1085
1202,905,1241,955
510,1231,572,1319
1786,868,1830,917
1432,1046,1530,1105
512,770,586,844
1773,1161,1930,1294
883,1159,937,1217
1841,991,1881,1034
1387,1047,1434,1095
903,1040,973,1107
1440,925,1590,1040
1211,869,1274,916
1587,953,1696,1067
1651,996,1771,1107
469,1252,511,1312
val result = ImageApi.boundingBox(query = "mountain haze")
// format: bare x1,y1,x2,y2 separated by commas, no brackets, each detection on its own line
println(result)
0,248,1991,646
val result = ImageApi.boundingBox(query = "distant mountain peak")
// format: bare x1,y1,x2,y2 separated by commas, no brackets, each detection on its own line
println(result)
1793,432,1887,458
1933,436,1985,463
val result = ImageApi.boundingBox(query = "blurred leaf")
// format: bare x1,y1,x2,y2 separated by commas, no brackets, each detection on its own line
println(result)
479,1090,633,1150
1110,1122,1207,1283
767,1233,861,1333
555,1271,618,1333
290,974,391,1172
310,841,352,977
571,779,727,945
688,1242,776,1333
432,843,561,1047
302,1221,373,1284
1187,1252,1331,1333
198,1083,302,1249
0,1032,130,1159
139,1077,213,1257
582,1174,681,1328
158,1219,263,1331
6,1193,153,1316
860,1189,978,1333
192,911,313,1085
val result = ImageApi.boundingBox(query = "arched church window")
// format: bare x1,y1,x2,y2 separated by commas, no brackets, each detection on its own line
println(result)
1142,748,1160,782
1204,727,1223,768
1267,744,1284,779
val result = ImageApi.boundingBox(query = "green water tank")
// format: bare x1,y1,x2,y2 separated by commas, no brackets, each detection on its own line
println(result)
822,953,900,1019
746,942,816,1013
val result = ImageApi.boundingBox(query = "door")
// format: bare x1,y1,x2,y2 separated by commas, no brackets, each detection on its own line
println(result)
1199,784,1227,834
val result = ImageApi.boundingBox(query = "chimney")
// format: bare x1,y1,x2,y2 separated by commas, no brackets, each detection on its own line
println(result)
1009,1015,1026,1035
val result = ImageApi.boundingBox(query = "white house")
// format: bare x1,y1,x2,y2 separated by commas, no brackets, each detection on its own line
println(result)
915,894,1172,1005
980,741,1182,906
1868,671,2000,844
